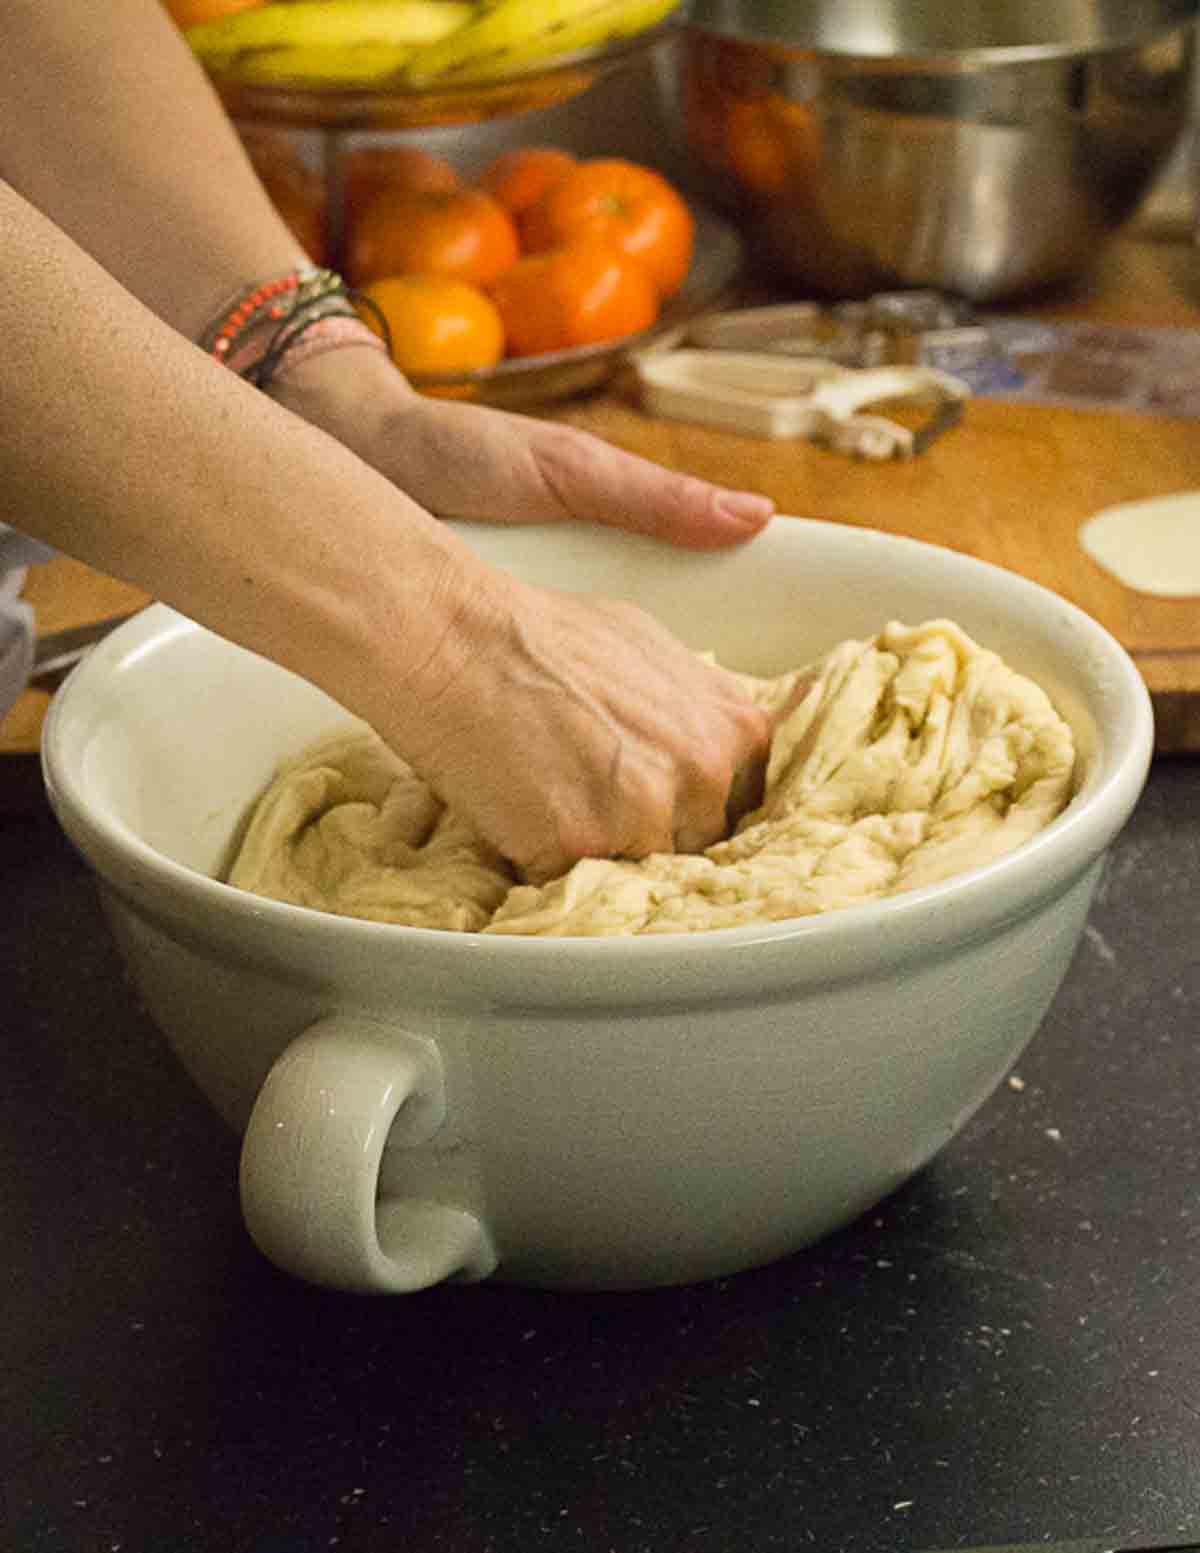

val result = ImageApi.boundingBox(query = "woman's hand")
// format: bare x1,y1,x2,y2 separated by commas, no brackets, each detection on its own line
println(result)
363,560,771,884
266,345,775,553
266,350,775,879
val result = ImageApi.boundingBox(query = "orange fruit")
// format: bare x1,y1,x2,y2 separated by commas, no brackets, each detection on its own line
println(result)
239,126,326,264
342,145,461,223
723,96,821,196
358,273,506,378
162,0,264,27
486,238,659,358
346,187,520,289
477,146,576,221
722,99,791,195
520,157,695,299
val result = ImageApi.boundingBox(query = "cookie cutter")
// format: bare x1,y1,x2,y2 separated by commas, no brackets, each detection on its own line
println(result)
685,294,976,370
632,348,969,459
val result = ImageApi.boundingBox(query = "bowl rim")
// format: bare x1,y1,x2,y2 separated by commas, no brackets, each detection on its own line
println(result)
681,0,1200,64
42,519,1155,982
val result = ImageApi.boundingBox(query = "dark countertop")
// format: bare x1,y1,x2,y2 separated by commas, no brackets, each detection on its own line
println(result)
4,758,1200,1553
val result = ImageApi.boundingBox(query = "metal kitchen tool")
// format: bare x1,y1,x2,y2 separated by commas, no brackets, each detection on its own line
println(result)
31,611,142,682
686,294,975,368
633,348,967,457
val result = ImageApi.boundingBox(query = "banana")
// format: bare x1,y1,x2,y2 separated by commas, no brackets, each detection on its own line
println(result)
187,1,476,83
224,40,421,84
400,0,678,86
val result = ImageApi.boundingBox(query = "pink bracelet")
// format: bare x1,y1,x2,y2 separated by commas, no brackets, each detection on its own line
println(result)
260,314,390,382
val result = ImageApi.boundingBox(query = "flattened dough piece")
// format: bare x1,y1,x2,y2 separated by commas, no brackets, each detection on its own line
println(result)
1079,490,1200,598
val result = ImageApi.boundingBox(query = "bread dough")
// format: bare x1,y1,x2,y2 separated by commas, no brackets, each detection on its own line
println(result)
1078,491,1200,598
227,620,1076,937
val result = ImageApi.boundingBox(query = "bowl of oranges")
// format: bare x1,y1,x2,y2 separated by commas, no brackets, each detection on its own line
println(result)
334,145,743,406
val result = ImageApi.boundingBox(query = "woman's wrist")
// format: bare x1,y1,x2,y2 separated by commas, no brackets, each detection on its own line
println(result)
261,338,419,466
337,513,522,770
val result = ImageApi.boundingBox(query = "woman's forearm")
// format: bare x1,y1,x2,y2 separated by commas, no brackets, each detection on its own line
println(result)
0,180,484,721
0,0,304,338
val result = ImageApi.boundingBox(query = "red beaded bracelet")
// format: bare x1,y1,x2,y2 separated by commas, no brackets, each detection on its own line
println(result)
198,266,392,387
197,268,310,363
198,266,349,363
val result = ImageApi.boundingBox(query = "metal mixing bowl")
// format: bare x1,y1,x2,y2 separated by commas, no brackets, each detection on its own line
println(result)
668,0,1198,300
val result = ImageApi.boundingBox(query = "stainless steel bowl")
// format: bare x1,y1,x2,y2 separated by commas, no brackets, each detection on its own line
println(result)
669,0,1198,300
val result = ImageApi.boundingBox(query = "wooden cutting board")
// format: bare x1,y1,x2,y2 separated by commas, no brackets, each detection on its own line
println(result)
552,229,1200,754
4,228,1199,795
553,379,1200,753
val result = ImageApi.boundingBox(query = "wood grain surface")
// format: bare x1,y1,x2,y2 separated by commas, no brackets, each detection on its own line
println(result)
4,225,1199,781
552,226,1200,752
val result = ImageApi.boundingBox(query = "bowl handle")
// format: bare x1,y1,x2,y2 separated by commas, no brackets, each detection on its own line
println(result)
239,1014,498,1293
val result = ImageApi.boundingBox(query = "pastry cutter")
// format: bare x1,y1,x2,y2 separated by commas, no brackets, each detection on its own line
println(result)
632,349,968,459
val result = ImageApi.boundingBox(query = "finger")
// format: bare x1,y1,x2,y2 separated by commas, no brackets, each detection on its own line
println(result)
527,421,775,552
392,400,775,551
673,771,735,856
724,750,767,831
607,753,677,863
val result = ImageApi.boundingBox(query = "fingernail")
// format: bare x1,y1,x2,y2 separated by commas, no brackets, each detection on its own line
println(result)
716,491,775,527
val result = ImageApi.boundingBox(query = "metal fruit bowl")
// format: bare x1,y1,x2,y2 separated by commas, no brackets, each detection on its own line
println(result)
666,0,1198,301
406,202,744,407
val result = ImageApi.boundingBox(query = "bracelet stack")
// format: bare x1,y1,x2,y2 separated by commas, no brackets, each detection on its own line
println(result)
197,265,392,388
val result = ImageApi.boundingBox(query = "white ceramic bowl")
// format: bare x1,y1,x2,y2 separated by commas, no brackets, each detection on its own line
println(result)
42,519,1153,1293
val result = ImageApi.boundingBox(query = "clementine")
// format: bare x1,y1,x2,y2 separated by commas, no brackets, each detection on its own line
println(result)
486,239,659,358
240,126,326,264
347,187,520,288
520,158,694,298
358,273,506,378
723,96,821,196
477,146,576,220
162,0,264,28
341,145,461,225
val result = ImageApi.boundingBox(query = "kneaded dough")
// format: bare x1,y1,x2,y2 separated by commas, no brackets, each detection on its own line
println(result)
227,620,1076,937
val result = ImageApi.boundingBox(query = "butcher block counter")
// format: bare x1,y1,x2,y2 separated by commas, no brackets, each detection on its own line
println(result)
4,223,1200,777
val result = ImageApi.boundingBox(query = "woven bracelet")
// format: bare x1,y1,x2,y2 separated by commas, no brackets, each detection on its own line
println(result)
250,287,393,389
198,266,392,386
256,313,391,386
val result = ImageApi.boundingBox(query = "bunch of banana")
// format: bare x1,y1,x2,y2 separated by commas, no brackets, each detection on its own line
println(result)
401,0,679,86
184,0,679,89
185,0,477,86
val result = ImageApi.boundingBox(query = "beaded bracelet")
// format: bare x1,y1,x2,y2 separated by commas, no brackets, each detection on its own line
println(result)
198,265,393,387
197,267,316,365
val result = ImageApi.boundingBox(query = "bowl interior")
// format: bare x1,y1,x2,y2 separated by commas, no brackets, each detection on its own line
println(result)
44,518,1150,893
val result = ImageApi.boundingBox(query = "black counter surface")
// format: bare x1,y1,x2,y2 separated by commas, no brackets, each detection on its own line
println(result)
4,759,1199,1553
